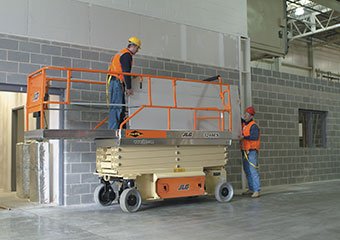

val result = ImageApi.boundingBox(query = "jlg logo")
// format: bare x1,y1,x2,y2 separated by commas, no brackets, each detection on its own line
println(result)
178,184,190,191
182,132,193,138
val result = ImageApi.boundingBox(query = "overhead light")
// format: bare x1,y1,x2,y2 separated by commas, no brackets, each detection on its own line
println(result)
295,7,305,16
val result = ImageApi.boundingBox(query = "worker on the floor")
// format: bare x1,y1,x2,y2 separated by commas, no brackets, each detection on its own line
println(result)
240,106,261,198
107,36,141,129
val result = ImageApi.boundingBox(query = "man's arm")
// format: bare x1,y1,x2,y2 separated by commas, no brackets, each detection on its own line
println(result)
120,53,133,89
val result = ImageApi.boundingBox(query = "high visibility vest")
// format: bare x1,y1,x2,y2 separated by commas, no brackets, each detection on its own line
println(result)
108,48,132,82
241,120,260,151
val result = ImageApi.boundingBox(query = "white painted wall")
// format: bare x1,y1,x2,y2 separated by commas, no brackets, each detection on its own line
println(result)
28,0,90,45
0,0,247,69
78,0,248,36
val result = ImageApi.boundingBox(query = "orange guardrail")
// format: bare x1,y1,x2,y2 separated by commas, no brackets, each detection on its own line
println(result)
26,66,232,132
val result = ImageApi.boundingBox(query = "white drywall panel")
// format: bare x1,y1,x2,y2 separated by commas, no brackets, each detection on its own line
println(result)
0,0,28,35
90,5,141,50
28,0,90,45
78,0,248,36
140,16,181,59
186,26,220,67
224,34,239,70
176,82,228,108
230,85,241,139
130,0,167,19
128,78,241,136
0,0,244,69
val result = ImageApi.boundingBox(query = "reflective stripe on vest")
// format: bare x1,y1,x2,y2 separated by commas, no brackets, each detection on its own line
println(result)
108,48,132,82
241,120,260,151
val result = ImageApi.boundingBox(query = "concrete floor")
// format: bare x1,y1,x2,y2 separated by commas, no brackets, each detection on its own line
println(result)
0,180,339,240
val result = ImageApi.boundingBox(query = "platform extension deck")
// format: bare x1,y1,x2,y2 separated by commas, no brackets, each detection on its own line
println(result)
25,129,232,146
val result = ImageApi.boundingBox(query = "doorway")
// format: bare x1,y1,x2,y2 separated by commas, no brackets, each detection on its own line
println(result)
0,83,65,207
11,106,25,191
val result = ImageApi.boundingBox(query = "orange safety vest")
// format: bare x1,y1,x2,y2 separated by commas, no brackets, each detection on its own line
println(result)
108,48,133,82
241,120,260,151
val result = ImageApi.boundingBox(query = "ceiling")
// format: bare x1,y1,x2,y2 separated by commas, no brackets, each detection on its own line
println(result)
286,0,340,48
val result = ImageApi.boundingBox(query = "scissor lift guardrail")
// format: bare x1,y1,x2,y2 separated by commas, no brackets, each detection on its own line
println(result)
26,66,232,132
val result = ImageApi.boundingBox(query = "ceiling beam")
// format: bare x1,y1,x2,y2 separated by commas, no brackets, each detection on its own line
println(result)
290,23,340,40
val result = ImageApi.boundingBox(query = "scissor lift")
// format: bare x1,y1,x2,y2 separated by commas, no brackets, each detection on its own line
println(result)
25,66,240,212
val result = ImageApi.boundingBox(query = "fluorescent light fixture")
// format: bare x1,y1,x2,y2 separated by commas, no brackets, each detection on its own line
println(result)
295,7,305,15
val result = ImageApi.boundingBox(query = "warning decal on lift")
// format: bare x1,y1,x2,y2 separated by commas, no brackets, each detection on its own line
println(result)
128,130,143,138
125,130,167,139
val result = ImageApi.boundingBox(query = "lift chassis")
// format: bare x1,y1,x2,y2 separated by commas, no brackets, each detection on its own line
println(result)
94,129,234,213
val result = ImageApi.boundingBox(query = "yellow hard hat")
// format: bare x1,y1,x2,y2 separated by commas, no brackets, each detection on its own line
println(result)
128,36,141,48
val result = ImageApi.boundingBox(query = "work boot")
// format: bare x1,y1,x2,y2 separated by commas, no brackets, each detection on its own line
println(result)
242,190,253,195
251,192,260,198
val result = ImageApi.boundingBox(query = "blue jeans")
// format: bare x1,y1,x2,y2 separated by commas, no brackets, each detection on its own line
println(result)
108,78,125,129
242,150,261,192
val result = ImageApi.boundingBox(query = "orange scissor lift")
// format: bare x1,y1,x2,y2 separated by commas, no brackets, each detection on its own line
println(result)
26,66,236,212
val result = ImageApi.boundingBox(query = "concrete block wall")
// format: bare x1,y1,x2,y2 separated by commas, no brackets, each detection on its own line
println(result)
251,69,340,186
2,34,340,205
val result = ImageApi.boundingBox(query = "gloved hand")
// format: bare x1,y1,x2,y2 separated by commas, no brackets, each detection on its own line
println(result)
126,88,134,96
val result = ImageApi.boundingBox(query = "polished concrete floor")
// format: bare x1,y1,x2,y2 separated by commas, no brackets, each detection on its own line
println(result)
0,180,339,240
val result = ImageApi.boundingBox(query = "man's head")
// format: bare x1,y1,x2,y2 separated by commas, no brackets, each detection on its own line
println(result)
244,106,255,122
127,36,141,55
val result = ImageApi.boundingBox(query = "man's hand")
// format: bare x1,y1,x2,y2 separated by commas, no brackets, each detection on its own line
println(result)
126,88,134,96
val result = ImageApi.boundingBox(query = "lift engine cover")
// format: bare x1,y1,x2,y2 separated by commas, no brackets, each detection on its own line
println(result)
156,176,205,199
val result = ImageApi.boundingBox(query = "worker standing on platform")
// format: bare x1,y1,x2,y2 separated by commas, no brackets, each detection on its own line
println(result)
240,106,261,198
107,36,141,129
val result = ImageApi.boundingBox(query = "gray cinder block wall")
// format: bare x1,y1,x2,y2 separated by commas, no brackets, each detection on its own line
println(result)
250,69,340,186
1,34,339,205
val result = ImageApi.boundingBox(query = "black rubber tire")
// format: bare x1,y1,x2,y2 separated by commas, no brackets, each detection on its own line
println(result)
215,182,234,202
94,183,116,206
119,188,142,213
